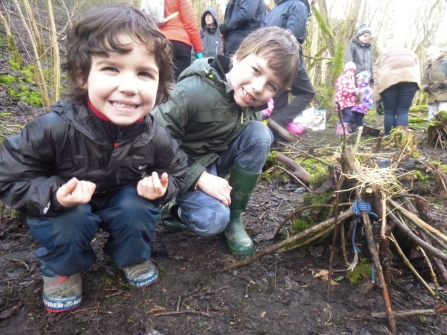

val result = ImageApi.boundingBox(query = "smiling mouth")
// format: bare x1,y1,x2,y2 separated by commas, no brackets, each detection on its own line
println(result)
242,88,255,101
111,101,138,109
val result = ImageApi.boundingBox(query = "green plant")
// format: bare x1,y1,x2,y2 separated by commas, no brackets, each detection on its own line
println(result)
346,258,374,284
0,74,15,85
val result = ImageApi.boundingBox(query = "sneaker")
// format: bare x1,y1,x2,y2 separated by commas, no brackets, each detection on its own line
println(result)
43,273,82,313
122,260,158,288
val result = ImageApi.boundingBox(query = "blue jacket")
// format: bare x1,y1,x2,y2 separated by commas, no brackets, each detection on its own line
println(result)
222,0,265,56
262,0,310,44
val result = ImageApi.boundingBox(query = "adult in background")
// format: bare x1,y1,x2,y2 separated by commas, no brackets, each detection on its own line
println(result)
345,24,374,83
219,0,265,57
262,0,316,143
191,7,223,62
423,46,447,121
373,46,420,135
159,0,203,81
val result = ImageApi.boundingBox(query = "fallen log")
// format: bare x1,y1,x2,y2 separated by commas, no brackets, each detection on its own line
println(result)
275,153,310,185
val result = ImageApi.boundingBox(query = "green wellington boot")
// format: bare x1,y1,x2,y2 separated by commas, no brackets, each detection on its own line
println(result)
224,166,260,255
161,200,188,230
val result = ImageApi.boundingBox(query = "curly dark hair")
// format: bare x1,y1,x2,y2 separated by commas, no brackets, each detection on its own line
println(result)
63,4,174,105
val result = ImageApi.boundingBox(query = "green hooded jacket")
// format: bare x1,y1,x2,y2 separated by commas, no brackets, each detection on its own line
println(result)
152,56,264,192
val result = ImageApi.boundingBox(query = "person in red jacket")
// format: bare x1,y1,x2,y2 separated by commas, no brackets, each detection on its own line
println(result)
159,0,204,81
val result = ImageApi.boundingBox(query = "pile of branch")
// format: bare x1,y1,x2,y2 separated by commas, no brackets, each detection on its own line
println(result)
226,140,447,335
425,110,447,149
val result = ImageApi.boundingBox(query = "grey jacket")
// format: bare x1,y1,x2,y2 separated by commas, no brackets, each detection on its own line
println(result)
191,8,223,61
345,37,374,82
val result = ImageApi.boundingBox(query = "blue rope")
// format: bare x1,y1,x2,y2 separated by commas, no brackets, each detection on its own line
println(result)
352,200,378,218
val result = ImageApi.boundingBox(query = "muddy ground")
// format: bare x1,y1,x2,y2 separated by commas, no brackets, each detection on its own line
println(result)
1,25,447,335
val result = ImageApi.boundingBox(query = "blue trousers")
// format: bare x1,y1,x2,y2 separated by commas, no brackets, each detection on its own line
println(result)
351,111,365,127
176,121,273,237
28,186,160,277
380,82,418,135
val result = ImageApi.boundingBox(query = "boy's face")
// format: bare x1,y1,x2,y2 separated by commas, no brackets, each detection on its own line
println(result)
226,54,282,108
358,33,371,44
86,35,159,126
204,13,214,26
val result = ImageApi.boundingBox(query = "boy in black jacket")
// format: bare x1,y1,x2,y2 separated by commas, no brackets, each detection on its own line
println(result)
0,5,187,312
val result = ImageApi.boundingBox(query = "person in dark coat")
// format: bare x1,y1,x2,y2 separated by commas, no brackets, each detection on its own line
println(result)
191,7,223,62
0,5,188,313
262,0,316,143
219,0,266,57
345,23,374,82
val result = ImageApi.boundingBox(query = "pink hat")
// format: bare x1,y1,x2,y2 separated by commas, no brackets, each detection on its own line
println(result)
344,61,356,73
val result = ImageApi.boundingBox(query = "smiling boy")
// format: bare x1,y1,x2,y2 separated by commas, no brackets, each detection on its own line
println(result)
152,26,299,255
0,5,188,312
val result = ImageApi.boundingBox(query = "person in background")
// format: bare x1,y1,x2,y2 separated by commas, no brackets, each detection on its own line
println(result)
152,27,300,256
219,0,266,57
159,0,203,81
373,46,420,135
0,5,188,313
345,23,374,83
191,7,223,62
261,0,316,143
351,71,373,133
423,46,447,121
334,62,357,135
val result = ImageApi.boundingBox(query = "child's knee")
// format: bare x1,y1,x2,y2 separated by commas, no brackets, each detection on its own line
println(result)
182,204,230,237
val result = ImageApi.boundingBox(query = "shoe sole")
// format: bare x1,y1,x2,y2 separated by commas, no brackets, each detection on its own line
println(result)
43,294,82,313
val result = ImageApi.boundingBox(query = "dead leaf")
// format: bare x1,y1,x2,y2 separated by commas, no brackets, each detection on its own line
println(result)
313,269,338,285
147,305,166,314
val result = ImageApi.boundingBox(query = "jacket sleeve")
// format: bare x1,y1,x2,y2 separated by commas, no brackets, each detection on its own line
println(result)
286,2,308,43
180,0,203,52
373,57,381,101
345,43,354,63
0,121,65,217
227,0,258,30
151,87,207,192
151,122,188,204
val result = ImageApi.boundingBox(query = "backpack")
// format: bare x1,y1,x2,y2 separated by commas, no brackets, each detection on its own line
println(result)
426,59,447,78
140,0,165,25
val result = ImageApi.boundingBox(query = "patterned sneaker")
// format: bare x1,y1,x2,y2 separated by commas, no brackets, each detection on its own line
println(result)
43,273,82,313
122,260,158,288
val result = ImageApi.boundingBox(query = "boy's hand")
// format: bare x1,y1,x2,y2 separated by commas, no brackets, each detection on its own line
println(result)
56,177,96,207
137,172,168,200
197,172,232,206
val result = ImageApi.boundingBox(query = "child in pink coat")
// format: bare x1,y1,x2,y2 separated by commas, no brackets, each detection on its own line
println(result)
335,62,357,135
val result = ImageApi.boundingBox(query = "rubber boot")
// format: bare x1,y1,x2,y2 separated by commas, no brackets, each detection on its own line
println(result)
161,200,187,230
224,166,259,255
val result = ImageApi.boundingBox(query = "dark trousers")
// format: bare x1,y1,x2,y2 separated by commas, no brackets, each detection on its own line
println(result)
351,111,365,127
27,186,160,277
171,40,192,81
270,66,316,128
380,82,418,135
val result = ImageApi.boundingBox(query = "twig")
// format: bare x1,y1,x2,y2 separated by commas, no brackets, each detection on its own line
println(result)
417,246,439,306
276,166,312,193
370,309,439,318
388,198,447,245
389,234,435,297
280,225,334,253
151,311,213,317
225,208,354,269
386,209,447,263
10,258,30,271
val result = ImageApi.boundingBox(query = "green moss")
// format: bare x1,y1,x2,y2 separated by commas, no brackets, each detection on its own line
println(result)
314,85,334,110
291,192,332,233
346,258,374,284
0,74,15,85
409,105,428,113
312,8,334,39
7,86,42,106
0,112,12,117
409,170,430,181
408,118,425,123
8,58,20,71
297,158,330,189
331,41,345,82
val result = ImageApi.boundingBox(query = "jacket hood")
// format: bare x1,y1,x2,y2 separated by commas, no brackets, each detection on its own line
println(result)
201,7,219,30
356,71,370,88
276,0,310,13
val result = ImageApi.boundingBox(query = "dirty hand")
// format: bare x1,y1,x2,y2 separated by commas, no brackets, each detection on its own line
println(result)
56,177,96,207
197,172,232,206
375,101,383,115
137,172,168,200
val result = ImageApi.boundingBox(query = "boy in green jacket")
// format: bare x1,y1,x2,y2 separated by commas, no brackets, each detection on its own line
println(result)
152,26,299,255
